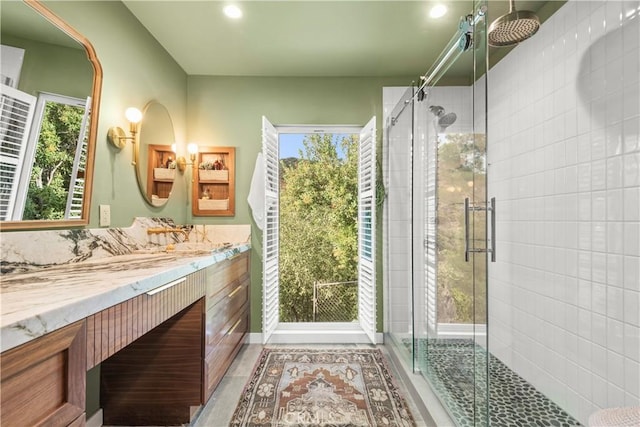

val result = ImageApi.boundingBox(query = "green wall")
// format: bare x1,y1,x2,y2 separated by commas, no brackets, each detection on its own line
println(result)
39,1,189,419
44,0,189,227
1,34,93,99
6,0,416,418
32,3,412,334
187,76,410,332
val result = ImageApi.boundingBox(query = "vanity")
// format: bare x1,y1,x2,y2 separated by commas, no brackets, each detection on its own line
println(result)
0,219,251,427
1,3,250,425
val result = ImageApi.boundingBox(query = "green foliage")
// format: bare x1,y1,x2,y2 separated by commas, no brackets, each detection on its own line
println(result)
279,134,359,322
436,133,487,324
23,101,83,220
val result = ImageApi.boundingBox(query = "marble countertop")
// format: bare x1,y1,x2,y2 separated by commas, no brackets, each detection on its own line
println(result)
0,243,250,353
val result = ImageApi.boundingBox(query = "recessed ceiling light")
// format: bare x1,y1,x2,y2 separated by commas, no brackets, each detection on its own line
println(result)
224,4,242,19
430,4,447,19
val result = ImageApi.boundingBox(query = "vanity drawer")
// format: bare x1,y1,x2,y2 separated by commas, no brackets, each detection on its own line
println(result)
203,310,248,399
205,252,249,309
205,279,249,354
86,269,206,369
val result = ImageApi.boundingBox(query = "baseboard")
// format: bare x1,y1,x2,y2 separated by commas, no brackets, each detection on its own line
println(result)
247,331,384,344
86,409,103,427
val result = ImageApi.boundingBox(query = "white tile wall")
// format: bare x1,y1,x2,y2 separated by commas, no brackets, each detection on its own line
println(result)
383,86,414,335
488,0,640,424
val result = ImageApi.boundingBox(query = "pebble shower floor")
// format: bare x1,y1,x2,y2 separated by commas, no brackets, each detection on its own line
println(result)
405,339,582,427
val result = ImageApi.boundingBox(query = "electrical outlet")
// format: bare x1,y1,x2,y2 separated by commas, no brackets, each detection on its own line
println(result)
99,204,111,227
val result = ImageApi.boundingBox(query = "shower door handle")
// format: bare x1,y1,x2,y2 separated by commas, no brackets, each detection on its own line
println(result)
490,197,496,262
464,197,470,262
464,197,496,262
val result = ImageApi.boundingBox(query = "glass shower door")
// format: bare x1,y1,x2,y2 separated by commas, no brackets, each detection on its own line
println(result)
413,1,490,425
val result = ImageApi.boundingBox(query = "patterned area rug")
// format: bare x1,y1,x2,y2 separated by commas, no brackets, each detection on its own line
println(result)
230,348,416,426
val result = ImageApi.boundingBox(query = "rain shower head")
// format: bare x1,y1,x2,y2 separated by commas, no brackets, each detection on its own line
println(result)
488,0,540,47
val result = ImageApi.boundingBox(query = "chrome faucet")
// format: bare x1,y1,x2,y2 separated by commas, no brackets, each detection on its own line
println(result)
147,227,190,242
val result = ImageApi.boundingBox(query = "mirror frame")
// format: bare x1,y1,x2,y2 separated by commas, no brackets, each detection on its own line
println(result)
1,0,102,231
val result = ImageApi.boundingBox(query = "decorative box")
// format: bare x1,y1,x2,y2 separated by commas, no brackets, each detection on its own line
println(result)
153,168,175,180
198,170,228,181
198,198,229,211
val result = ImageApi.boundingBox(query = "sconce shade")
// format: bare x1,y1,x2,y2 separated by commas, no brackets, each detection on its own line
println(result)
107,107,143,151
107,126,127,149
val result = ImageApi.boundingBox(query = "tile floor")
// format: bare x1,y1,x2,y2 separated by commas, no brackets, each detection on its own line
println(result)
191,344,430,427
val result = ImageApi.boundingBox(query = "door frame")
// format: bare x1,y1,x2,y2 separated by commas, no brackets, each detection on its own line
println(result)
261,119,379,344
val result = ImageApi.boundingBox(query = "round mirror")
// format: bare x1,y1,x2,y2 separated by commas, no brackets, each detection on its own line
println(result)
135,101,176,207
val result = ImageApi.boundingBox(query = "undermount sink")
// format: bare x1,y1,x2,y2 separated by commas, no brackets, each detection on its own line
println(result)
134,242,234,256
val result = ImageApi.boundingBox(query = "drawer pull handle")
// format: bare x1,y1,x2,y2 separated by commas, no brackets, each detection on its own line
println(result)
227,252,242,261
146,278,186,295
227,317,242,335
228,285,243,298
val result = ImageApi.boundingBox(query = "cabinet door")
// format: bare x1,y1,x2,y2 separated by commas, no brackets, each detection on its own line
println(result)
192,146,235,216
0,321,86,427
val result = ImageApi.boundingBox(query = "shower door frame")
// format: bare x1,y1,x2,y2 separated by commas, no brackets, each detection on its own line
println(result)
413,0,491,425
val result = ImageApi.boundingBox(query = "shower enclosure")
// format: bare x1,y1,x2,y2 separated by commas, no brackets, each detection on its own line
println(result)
385,0,640,425
385,3,490,423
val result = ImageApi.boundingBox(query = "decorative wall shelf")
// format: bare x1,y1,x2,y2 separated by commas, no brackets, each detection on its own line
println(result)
146,144,176,202
192,146,235,217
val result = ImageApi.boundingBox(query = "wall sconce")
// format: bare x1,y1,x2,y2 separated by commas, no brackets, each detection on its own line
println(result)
174,142,199,173
107,107,143,150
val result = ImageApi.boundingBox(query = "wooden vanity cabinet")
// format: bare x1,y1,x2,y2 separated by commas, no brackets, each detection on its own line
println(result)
203,251,250,400
97,271,207,426
100,299,204,426
0,249,250,426
0,321,87,427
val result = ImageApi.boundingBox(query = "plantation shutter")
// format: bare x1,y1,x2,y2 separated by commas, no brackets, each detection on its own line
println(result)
262,116,280,344
0,84,36,220
65,96,91,219
358,116,376,343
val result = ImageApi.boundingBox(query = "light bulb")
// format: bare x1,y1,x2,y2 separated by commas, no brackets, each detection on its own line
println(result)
223,4,242,19
171,143,177,153
429,4,447,19
125,107,143,124
187,143,199,154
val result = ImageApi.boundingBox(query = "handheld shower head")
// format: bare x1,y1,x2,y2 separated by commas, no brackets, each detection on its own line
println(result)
438,112,457,130
430,105,457,132
488,0,540,47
